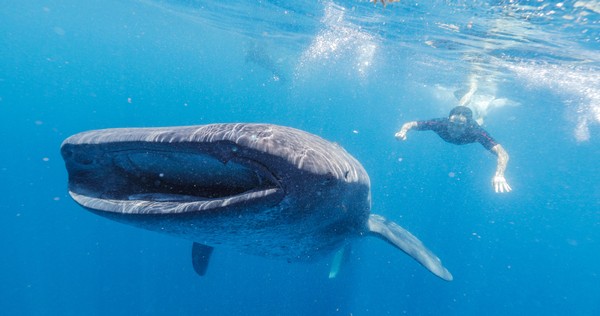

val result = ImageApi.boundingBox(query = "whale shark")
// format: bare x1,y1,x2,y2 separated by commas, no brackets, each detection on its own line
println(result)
60,123,452,281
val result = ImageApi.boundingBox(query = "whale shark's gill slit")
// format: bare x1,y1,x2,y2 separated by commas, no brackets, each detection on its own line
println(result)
69,149,279,203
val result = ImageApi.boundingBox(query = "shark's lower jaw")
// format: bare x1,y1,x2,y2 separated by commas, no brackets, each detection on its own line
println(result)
65,147,282,212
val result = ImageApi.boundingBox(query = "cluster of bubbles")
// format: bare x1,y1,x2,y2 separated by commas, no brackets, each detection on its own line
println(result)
505,61,600,142
295,1,378,80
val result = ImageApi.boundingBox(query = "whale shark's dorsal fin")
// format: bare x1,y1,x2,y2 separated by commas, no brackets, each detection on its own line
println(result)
367,214,453,281
192,242,214,276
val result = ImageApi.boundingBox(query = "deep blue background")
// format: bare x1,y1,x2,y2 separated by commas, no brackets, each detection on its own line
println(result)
1,0,599,315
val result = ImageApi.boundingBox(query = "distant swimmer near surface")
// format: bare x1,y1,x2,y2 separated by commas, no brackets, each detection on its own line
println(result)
395,106,512,193
61,123,452,281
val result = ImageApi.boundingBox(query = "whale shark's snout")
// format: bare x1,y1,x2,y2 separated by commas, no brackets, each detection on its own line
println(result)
61,123,452,281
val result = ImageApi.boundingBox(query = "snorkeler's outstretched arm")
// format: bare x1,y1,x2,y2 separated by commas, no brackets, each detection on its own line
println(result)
395,121,418,141
490,144,512,193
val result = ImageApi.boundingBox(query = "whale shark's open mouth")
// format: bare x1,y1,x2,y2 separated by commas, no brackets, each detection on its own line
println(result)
64,147,284,214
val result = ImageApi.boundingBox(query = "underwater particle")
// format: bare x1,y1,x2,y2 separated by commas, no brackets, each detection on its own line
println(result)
35,120,43,125
398,157,403,162
352,130,359,134
53,27,65,36
127,97,132,104
448,172,456,178
53,197,60,201
42,157,49,162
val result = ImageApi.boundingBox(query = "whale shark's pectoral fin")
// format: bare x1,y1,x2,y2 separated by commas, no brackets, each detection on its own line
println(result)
191,242,214,276
367,214,453,281
328,244,351,279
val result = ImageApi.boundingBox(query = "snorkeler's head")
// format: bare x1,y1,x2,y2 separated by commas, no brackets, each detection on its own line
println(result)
449,106,473,120
448,106,472,137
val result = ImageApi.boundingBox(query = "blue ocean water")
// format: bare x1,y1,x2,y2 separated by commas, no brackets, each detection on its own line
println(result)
1,0,599,314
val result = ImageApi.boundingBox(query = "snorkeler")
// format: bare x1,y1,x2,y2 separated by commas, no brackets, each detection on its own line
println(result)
395,106,512,193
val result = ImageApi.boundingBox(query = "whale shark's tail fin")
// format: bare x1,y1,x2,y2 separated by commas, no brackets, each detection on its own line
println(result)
192,242,214,276
367,214,453,281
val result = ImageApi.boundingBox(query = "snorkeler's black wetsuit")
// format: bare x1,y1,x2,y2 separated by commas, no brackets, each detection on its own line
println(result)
415,118,498,150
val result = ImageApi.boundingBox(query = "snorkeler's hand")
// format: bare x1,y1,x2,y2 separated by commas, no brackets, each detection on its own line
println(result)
395,128,408,141
492,175,512,193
